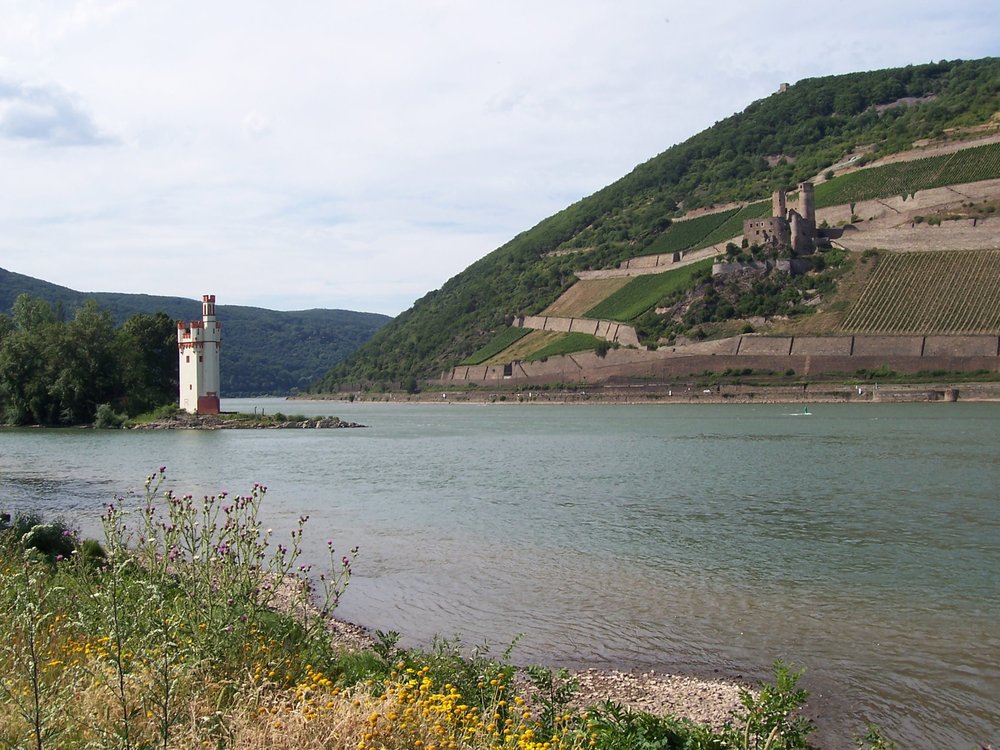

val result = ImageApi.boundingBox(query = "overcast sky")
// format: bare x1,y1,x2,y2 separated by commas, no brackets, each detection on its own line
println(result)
1,1,997,315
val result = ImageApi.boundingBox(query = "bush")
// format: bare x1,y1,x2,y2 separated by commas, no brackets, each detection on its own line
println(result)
94,403,128,428
0,513,77,562
586,702,722,749
723,661,814,750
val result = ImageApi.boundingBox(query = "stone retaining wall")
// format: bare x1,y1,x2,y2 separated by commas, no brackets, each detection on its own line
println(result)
737,337,793,356
852,336,924,357
923,335,999,357
576,241,734,280
515,315,640,347
438,335,1000,383
790,337,854,356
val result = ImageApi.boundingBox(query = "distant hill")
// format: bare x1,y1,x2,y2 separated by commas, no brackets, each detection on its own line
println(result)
310,57,1000,391
0,268,391,396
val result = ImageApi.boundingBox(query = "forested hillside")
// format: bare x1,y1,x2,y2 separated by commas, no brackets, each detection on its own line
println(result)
311,57,1000,391
0,268,390,396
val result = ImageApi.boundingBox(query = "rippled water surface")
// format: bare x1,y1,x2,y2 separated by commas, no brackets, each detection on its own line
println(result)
1,401,997,748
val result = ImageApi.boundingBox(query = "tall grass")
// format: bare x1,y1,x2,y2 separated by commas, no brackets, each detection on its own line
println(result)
0,470,356,749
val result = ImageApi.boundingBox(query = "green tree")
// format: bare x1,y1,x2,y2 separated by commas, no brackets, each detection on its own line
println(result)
0,296,179,425
117,312,178,415
0,296,60,424
11,293,57,331
48,301,120,424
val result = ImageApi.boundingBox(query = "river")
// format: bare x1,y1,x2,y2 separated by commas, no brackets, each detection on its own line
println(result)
1,400,997,748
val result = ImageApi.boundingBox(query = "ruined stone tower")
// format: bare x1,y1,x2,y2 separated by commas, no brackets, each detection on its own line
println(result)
790,182,816,254
743,182,816,255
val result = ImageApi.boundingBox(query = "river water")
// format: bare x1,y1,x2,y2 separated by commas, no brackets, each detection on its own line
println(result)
0,400,997,748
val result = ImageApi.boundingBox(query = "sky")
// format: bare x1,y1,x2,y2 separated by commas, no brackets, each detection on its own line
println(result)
1,1,997,316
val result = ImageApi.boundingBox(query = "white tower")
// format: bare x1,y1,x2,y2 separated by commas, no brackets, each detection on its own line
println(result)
177,294,222,414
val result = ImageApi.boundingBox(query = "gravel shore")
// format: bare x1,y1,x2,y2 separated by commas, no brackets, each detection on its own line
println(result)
570,668,747,730
322,613,747,730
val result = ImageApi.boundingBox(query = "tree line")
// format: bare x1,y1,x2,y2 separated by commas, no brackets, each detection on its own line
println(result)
0,294,177,425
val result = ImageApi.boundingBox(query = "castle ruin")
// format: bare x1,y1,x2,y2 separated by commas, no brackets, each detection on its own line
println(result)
742,182,816,255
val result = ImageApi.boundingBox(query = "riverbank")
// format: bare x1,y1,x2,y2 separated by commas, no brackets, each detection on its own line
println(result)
321,612,749,733
297,379,1000,405
0,505,789,750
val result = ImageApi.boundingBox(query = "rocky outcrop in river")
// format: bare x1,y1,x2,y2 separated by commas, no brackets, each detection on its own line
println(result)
131,414,365,430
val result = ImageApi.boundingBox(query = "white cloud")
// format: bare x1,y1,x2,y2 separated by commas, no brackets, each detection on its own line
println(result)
0,78,115,145
0,0,997,314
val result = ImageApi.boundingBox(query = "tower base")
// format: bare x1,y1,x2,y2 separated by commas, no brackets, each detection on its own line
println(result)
197,395,221,415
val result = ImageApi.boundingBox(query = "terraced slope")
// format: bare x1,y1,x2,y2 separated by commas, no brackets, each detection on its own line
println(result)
639,209,740,257
841,250,1000,333
697,202,771,248
543,277,632,316
585,258,715,321
815,142,1000,208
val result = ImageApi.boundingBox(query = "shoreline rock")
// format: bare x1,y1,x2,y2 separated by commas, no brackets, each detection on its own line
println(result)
569,667,748,731
130,413,365,430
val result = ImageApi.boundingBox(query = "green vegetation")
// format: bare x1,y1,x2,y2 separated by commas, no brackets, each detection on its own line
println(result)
627,246,852,345
2,476,880,749
638,203,772,258
699,202,772,248
0,294,177,426
523,332,605,361
461,326,532,365
0,267,390,396
313,58,1000,388
586,259,715,321
815,142,1000,208
842,249,1000,333
641,209,740,257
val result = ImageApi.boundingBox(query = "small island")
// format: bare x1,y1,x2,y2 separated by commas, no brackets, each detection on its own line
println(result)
130,412,365,430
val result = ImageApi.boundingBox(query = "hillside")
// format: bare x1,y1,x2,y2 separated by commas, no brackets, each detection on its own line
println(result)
0,268,390,396
311,57,1000,391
